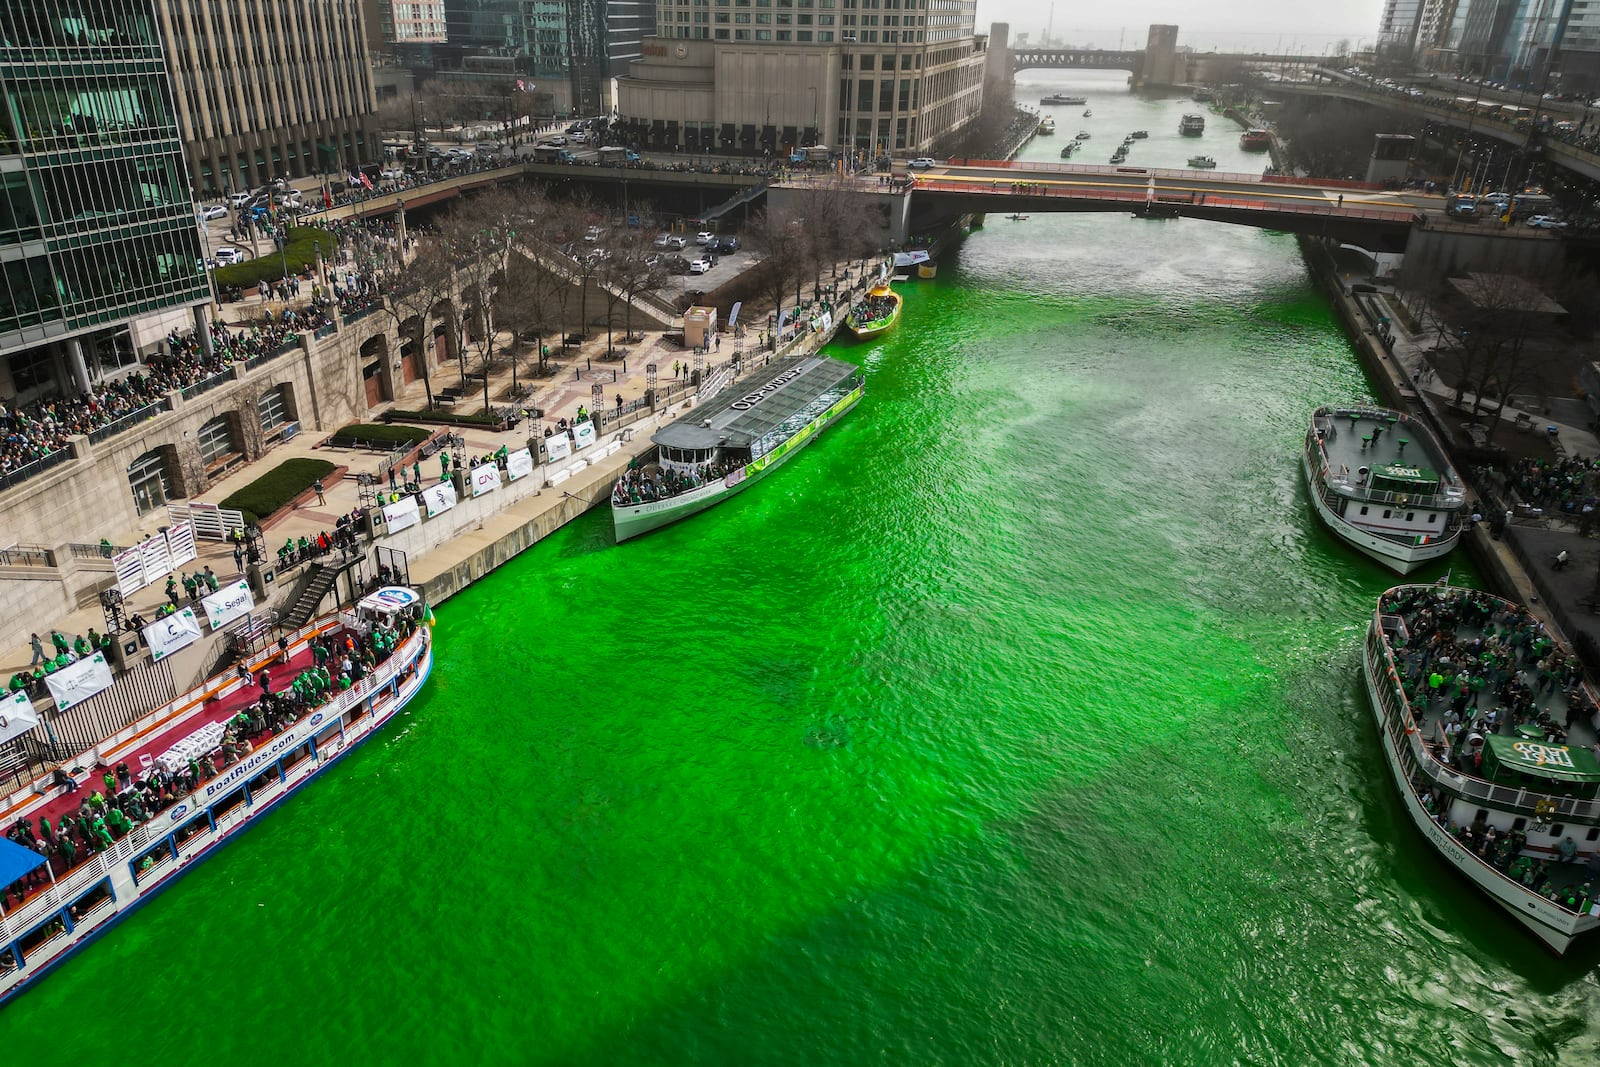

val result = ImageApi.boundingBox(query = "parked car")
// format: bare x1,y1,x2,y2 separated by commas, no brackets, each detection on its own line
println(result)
584,225,604,242
1526,215,1568,230
380,168,406,181
213,246,244,265
201,204,228,220
653,233,688,249
226,191,252,207
695,230,714,244
688,257,712,274
545,135,568,146
707,235,740,254
908,157,937,169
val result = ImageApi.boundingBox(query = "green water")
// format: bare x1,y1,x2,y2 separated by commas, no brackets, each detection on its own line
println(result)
10,74,1600,1064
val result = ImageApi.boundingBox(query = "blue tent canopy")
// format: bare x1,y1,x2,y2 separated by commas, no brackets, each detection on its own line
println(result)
0,835,46,887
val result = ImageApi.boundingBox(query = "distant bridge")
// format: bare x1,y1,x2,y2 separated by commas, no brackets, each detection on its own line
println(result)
1010,48,1144,74
899,160,1425,253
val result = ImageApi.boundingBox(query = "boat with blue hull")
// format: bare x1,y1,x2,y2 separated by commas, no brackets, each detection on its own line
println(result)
612,354,863,542
0,587,434,1007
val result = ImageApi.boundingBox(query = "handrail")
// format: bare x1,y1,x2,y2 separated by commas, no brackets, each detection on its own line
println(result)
87,398,171,444
179,369,233,400
0,543,55,567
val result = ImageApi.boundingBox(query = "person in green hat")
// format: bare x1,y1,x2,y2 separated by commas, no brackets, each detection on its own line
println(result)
440,452,451,481
75,634,92,657
413,460,421,485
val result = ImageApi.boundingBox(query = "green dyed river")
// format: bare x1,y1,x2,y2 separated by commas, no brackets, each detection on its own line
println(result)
7,72,1600,1064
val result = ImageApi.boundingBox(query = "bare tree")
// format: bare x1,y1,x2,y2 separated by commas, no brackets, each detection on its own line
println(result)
1435,273,1565,441
438,188,523,414
1276,100,1389,179
376,241,455,409
494,251,563,392
746,203,810,333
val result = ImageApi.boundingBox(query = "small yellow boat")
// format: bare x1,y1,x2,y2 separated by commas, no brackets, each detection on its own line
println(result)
844,284,902,339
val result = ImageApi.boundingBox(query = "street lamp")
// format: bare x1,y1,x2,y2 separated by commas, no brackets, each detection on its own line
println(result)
807,85,818,144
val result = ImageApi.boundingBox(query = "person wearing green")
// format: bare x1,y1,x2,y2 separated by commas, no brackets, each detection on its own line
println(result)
51,630,69,655
413,461,421,485
75,634,92,657
440,452,451,481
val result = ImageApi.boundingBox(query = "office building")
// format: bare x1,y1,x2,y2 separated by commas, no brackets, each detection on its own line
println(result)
151,0,377,196
617,0,985,156
0,0,209,433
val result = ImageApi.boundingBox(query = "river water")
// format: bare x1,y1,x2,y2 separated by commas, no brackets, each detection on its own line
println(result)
6,71,1600,1064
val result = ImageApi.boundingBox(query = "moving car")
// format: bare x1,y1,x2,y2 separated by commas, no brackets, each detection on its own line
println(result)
544,135,568,146
201,204,228,220
908,157,937,169
226,191,252,207
213,246,244,265
1526,215,1568,230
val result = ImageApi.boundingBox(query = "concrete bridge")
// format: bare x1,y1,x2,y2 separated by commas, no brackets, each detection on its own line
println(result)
1005,23,1335,89
895,160,1424,252
1010,48,1145,74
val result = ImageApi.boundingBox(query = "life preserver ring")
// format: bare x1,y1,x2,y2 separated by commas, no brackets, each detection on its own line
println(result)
1535,799,1557,817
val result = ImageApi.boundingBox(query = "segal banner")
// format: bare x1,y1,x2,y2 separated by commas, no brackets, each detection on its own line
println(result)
44,651,115,712
383,495,421,535
505,447,534,482
0,689,40,744
471,462,502,498
545,433,572,463
202,579,255,632
572,420,595,451
425,481,458,518
144,607,202,662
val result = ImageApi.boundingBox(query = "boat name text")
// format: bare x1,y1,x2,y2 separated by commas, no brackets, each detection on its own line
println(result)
729,367,805,410
1513,741,1575,768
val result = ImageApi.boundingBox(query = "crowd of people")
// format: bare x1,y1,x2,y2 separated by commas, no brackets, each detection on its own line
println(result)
1506,454,1600,515
7,629,115,698
613,457,739,505
1384,585,1594,757
4,615,419,914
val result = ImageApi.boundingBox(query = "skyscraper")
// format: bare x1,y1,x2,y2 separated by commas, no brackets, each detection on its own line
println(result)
0,0,209,422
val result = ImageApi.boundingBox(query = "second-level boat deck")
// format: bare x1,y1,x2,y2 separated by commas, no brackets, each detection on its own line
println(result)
1312,406,1464,508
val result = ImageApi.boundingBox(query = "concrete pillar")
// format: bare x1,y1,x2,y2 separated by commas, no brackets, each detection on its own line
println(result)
396,203,408,249
192,304,215,358
66,338,92,395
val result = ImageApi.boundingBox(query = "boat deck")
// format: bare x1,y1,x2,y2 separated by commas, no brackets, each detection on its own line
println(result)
2,629,339,915
1314,407,1453,489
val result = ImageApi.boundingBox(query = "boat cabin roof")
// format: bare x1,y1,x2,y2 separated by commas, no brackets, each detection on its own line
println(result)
653,354,858,452
357,585,423,622
1483,733,1600,785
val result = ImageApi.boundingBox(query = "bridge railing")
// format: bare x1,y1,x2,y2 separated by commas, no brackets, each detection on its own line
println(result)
912,178,1418,224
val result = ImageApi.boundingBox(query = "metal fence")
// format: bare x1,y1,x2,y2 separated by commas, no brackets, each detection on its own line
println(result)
180,368,235,400
0,543,54,566
0,447,74,493
87,399,171,445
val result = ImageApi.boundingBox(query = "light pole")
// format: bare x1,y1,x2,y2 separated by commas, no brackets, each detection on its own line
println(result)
807,86,818,145
764,92,780,154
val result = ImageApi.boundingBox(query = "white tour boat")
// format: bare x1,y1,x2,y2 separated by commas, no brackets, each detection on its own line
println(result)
612,354,863,541
1365,584,1600,953
0,586,435,1007
1303,405,1467,573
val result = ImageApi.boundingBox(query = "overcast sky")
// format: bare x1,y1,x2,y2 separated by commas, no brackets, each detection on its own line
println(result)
975,0,1386,54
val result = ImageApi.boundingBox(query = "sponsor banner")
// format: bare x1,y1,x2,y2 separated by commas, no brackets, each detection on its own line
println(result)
505,447,534,482
202,579,255,632
572,420,595,451
545,433,572,463
144,608,202,662
383,495,421,535
471,462,502,497
44,651,114,712
728,300,742,330
425,481,457,518
0,690,40,744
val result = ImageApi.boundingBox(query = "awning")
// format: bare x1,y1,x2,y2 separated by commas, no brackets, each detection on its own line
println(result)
1485,734,1600,784
0,835,46,887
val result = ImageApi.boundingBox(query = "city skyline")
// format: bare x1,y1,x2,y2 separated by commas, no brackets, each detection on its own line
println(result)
973,0,1385,53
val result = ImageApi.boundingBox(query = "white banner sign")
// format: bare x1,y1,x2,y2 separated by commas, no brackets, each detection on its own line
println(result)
544,433,572,463
0,690,40,744
471,462,502,497
44,651,115,712
382,495,421,535
166,519,198,568
140,534,173,586
505,447,534,482
424,481,458,518
572,420,595,451
144,608,203,662
202,579,255,632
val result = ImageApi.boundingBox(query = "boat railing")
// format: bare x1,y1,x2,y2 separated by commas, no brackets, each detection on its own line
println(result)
1366,616,1600,823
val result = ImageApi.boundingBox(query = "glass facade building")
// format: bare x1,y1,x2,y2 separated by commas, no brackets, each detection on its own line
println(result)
0,0,206,369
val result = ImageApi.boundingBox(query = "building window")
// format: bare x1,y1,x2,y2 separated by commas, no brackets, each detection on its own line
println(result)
258,385,292,432
128,449,173,515
197,414,238,465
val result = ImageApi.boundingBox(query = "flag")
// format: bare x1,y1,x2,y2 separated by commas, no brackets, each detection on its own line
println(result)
360,172,374,190
323,186,331,208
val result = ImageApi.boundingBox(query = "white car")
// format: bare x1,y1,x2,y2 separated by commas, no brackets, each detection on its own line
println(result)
544,135,568,146
213,246,244,265
1526,215,1567,230
380,168,405,181
226,191,252,207
201,204,228,221
688,257,712,274
695,230,714,244
584,225,604,242
908,157,937,169
653,233,688,249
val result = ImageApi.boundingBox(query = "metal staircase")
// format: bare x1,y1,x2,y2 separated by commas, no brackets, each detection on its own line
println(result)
281,563,340,629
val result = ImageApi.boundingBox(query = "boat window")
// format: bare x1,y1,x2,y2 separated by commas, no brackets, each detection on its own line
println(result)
70,881,113,920
1359,506,1369,515
1588,827,1600,841
18,914,67,957
131,840,173,882
1428,514,1437,523
281,740,314,774
1513,817,1527,832
174,811,212,846
1551,823,1565,837
1406,512,1415,521
246,768,279,795
210,787,248,820
1382,509,1392,519
314,723,342,752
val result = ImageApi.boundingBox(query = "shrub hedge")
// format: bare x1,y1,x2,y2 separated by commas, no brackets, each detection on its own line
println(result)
211,226,334,288
220,458,336,524
384,408,503,427
329,423,434,448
